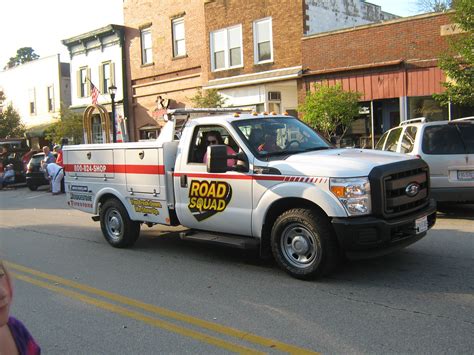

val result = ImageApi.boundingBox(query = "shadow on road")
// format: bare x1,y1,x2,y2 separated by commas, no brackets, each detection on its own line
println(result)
436,203,474,220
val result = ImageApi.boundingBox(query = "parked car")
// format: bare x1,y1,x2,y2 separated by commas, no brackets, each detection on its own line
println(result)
0,138,30,183
375,117,474,203
26,152,55,191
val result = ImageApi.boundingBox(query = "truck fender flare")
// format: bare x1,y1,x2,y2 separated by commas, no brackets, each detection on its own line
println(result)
93,187,129,215
251,182,346,238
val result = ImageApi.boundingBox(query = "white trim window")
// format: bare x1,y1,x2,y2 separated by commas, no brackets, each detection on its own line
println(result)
47,85,54,112
141,27,153,65
79,68,88,98
210,25,243,71
28,88,36,115
172,17,186,57
253,17,273,64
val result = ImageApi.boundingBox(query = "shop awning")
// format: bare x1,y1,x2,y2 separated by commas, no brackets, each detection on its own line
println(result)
25,122,57,138
204,66,303,90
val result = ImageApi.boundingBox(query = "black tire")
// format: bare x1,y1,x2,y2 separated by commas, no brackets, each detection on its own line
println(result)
28,184,38,191
271,208,339,280
100,198,140,248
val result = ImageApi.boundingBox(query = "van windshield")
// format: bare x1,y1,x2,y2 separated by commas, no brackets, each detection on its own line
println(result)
232,117,331,158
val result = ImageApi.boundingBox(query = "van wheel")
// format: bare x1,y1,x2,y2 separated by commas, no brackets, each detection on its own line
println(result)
28,184,38,191
271,208,339,280
100,198,140,248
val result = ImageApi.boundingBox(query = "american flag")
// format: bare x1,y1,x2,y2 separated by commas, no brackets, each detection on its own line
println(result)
90,81,99,105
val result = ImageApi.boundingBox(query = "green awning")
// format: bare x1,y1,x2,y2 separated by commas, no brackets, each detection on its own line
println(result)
25,122,57,138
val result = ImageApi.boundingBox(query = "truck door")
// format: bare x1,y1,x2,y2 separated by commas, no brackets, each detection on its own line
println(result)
174,124,253,236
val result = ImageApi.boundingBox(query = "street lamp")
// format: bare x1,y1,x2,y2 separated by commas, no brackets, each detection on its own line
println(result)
108,85,117,143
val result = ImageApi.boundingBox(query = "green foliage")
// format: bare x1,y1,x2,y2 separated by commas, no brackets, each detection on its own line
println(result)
434,0,474,106
298,83,362,139
5,47,40,69
0,104,25,138
190,89,226,108
45,105,83,144
417,0,452,12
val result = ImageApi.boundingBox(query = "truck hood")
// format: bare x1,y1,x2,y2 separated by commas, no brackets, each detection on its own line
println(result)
267,148,415,177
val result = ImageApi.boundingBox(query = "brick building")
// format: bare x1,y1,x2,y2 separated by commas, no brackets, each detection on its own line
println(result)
202,0,304,115
301,12,472,148
123,0,207,141
123,0,395,140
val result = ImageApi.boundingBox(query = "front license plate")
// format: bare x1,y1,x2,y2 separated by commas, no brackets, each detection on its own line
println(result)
415,216,428,234
457,170,474,181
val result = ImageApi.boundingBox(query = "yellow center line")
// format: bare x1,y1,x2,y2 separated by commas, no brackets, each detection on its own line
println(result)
13,272,263,355
7,261,319,354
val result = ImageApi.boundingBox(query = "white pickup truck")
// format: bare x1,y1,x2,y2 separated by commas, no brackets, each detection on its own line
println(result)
64,110,436,279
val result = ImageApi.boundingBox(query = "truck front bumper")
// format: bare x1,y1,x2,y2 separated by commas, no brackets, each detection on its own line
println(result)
332,199,437,259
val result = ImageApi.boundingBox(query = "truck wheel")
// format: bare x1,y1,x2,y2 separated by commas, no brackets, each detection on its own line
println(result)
100,198,140,248
271,208,339,280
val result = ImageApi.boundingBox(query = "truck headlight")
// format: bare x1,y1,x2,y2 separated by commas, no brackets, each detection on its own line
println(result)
330,177,371,216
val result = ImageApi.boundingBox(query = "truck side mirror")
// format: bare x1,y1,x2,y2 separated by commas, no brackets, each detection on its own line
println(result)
207,145,228,173
207,145,250,173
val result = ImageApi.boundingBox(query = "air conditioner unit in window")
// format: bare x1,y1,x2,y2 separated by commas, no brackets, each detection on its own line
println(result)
268,91,281,101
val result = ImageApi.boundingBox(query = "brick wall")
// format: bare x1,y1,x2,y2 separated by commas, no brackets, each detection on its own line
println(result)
302,13,453,72
124,0,207,82
204,0,303,80
123,0,208,139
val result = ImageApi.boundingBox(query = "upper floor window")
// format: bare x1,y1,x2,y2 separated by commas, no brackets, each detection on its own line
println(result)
77,67,89,98
253,18,273,63
141,27,153,65
47,86,54,112
28,88,36,115
172,17,186,57
210,25,242,71
99,62,115,94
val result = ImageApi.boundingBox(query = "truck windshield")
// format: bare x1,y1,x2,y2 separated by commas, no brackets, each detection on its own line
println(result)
232,117,332,158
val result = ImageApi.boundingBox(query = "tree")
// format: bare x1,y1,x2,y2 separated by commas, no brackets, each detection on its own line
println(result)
5,47,40,69
45,105,83,144
190,89,226,108
417,0,452,12
0,104,25,138
298,83,362,140
434,0,474,106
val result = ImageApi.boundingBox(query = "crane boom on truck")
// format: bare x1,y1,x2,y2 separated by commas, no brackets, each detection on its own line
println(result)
64,109,436,279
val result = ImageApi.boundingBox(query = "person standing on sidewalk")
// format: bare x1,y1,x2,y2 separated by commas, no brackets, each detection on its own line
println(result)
46,162,64,195
53,145,65,192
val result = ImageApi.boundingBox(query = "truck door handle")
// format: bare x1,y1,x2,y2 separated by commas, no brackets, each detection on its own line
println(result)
180,174,187,188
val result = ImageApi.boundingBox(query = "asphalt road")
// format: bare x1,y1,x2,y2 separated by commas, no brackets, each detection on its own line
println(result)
1,186,473,354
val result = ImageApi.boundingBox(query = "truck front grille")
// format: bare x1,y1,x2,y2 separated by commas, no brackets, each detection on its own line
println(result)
369,159,431,219
384,167,429,215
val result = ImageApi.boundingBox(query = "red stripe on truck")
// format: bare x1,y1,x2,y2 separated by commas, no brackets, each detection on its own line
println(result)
64,164,165,175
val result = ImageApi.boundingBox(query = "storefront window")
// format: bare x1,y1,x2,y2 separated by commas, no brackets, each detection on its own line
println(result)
408,96,447,121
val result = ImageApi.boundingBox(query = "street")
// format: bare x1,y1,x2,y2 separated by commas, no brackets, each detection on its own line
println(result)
1,186,473,354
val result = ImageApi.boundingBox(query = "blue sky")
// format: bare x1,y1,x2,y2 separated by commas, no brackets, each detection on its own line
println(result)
369,0,421,17
0,0,421,70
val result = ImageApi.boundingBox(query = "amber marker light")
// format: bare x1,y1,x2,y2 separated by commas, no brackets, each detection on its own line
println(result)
233,112,240,117
330,185,345,198
252,111,258,116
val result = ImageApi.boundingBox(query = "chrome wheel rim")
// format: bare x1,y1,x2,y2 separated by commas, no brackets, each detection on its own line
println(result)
280,223,318,268
105,208,124,242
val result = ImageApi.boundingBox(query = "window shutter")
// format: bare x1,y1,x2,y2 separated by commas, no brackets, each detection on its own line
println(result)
99,65,104,94
86,67,91,96
76,70,81,98
110,62,116,87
